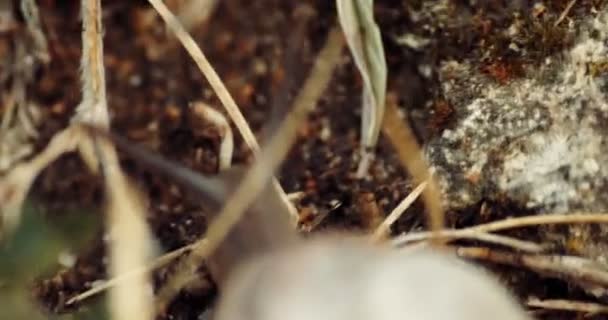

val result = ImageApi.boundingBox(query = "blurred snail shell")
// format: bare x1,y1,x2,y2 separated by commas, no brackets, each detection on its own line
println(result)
215,237,531,320
102,131,530,320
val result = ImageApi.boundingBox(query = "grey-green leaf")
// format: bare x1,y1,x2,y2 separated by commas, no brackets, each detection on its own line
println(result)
337,0,387,175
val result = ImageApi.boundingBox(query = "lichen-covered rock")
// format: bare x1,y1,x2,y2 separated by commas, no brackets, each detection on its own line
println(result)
426,10,608,261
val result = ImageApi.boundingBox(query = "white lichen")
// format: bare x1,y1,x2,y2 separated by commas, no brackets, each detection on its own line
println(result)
427,9,608,215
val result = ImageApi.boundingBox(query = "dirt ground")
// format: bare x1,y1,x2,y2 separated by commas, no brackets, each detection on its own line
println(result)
2,0,607,319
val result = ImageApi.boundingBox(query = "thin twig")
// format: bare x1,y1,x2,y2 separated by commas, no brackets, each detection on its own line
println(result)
465,233,544,252
392,225,543,252
371,181,426,241
392,213,608,247
65,243,195,306
146,0,255,151
382,94,445,243
456,247,608,290
154,27,345,309
554,0,577,27
527,298,608,314
146,0,298,223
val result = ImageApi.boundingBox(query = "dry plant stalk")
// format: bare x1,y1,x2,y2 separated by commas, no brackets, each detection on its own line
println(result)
0,39,42,172
66,243,194,305
145,0,298,223
1,1,155,318
96,138,154,320
20,0,50,64
155,27,345,309
371,181,426,241
382,93,445,243
0,128,80,237
393,212,608,247
79,1,154,319
527,298,608,314
457,247,608,294
73,0,111,174
555,0,578,27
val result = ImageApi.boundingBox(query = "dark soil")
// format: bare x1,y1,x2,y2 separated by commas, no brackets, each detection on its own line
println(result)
1,0,606,319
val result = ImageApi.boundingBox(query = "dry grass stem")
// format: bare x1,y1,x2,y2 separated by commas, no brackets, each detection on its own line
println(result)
0,127,80,238
1,40,40,141
66,243,194,306
79,1,154,319
457,247,608,291
371,181,426,241
20,0,50,63
99,138,154,320
155,27,344,309
191,102,233,171
146,0,298,223
555,0,578,27
393,225,543,252
74,0,108,128
527,298,608,314
393,212,608,247
74,0,111,174
382,93,445,243
466,233,544,252
146,0,255,151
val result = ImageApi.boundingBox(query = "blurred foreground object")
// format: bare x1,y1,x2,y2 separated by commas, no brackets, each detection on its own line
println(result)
216,238,531,320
